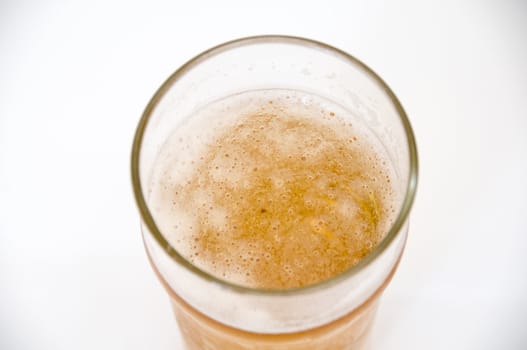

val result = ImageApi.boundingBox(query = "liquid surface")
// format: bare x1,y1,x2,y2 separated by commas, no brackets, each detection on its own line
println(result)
150,90,395,289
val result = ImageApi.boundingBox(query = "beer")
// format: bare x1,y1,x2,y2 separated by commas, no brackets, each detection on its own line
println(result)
148,248,400,350
147,89,398,349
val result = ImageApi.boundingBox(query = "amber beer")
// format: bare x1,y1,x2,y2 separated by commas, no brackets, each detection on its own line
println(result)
132,36,417,350
148,90,397,349
162,259,397,350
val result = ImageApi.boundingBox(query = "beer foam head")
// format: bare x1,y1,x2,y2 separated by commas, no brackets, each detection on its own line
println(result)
149,89,397,289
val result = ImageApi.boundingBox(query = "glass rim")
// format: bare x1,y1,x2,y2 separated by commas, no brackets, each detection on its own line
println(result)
131,35,418,296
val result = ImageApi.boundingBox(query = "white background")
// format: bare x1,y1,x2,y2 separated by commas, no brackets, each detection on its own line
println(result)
1,0,526,349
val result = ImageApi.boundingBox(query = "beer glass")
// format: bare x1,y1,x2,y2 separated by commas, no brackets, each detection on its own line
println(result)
131,35,418,350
